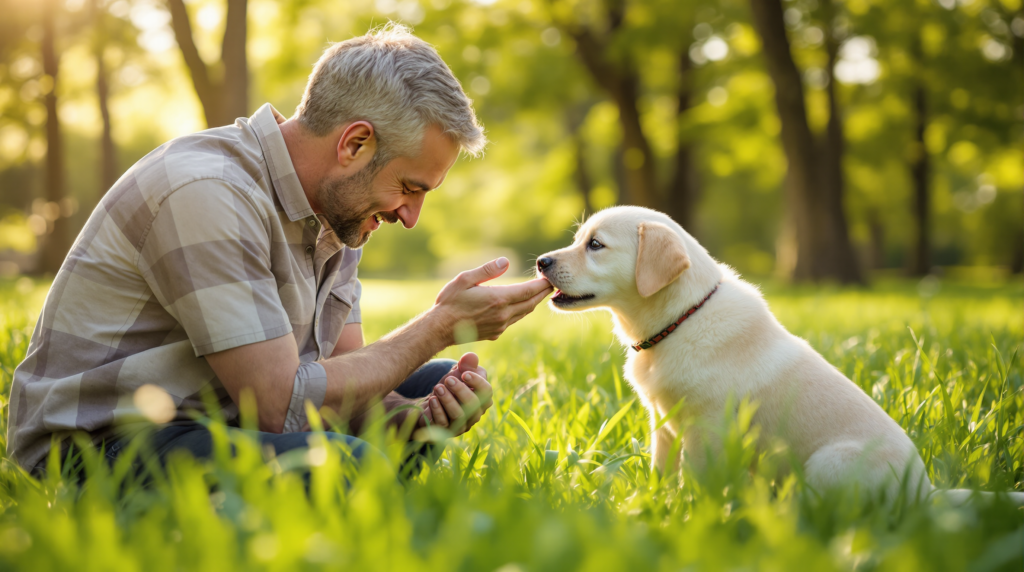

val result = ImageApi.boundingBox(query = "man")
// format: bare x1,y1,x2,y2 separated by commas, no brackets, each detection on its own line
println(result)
6,24,552,477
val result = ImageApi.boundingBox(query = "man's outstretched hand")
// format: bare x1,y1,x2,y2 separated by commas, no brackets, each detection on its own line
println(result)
433,258,552,343
367,258,549,440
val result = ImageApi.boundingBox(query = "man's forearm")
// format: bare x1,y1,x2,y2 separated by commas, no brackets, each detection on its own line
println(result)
319,307,453,422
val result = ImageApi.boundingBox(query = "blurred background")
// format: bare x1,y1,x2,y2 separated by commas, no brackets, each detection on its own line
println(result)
0,0,1020,284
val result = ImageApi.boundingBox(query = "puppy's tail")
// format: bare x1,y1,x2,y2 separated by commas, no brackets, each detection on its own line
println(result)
930,488,1024,506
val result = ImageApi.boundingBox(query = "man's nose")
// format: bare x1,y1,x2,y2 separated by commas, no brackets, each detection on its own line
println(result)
537,257,555,271
397,193,425,229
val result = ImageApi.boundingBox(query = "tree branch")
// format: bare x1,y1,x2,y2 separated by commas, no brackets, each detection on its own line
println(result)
666,48,698,233
166,0,218,127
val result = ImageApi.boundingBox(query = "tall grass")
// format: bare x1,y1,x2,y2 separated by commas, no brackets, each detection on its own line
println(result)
0,276,1021,571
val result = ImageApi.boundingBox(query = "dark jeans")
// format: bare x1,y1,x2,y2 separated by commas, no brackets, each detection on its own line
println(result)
71,359,456,484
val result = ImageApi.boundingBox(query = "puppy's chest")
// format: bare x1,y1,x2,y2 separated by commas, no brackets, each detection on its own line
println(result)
626,345,717,413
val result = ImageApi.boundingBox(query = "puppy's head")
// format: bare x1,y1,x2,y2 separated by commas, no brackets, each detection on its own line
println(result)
536,206,691,312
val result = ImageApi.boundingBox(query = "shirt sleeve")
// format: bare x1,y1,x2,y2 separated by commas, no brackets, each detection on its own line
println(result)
137,180,293,356
344,278,362,325
283,361,328,432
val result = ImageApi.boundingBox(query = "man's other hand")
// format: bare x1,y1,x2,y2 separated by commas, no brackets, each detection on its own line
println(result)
425,352,493,435
433,257,553,343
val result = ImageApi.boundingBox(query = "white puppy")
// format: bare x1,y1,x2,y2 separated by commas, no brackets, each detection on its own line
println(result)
537,205,1020,503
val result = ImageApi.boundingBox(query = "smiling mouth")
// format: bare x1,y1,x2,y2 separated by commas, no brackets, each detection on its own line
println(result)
369,212,394,230
551,289,595,307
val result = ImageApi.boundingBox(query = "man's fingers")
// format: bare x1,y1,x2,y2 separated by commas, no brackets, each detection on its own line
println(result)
428,396,448,428
491,278,553,304
417,402,432,428
457,257,510,287
491,286,550,337
460,372,493,403
457,352,479,374
507,286,553,322
445,376,481,413
434,381,465,421
505,311,530,331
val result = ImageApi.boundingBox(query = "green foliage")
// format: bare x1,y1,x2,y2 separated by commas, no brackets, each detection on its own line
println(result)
1,277,1022,570
0,0,1021,278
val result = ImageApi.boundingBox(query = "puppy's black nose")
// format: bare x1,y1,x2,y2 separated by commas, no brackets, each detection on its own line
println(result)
537,257,555,271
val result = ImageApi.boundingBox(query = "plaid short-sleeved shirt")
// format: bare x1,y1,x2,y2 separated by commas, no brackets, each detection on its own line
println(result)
7,104,361,470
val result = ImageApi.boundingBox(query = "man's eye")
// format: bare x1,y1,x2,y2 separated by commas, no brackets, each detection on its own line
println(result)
588,238,603,250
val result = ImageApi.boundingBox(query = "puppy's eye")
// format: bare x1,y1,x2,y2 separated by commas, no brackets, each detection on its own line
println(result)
588,238,604,250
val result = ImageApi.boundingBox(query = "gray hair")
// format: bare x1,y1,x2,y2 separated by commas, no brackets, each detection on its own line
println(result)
295,23,486,163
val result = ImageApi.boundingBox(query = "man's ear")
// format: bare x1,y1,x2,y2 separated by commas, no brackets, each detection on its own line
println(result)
636,221,690,298
336,121,377,169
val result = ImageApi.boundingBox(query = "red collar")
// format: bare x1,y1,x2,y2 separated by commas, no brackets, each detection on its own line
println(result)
631,282,720,351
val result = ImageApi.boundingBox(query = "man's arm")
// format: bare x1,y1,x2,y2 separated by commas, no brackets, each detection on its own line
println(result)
205,258,551,433
332,323,364,356
333,323,491,436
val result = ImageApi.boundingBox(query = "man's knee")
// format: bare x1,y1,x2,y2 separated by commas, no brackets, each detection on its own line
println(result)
395,358,457,398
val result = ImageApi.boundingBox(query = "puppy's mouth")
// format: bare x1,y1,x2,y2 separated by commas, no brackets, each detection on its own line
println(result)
551,289,595,307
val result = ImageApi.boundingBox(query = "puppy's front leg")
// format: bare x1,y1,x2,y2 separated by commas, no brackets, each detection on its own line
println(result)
651,425,680,478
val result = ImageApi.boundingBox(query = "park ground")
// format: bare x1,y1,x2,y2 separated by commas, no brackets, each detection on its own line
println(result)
0,276,1021,571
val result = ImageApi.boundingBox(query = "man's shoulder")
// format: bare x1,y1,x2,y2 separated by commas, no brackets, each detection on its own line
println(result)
97,122,277,252
126,121,269,203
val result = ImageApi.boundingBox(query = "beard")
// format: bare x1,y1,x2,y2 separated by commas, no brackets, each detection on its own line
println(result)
315,163,392,248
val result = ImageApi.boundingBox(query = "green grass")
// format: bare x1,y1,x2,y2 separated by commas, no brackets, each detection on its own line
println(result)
1,276,1022,571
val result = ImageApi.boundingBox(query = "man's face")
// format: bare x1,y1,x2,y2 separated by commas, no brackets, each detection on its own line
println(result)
316,124,460,248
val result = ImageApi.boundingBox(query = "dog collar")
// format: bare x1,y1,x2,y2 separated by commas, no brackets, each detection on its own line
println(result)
631,282,721,351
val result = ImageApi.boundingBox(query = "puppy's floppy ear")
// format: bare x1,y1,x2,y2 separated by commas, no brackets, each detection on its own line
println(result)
636,222,690,298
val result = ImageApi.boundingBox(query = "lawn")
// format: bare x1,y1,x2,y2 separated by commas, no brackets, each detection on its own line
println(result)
0,276,1022,571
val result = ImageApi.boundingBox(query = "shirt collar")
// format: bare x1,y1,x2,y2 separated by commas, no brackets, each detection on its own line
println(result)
249,103,314,222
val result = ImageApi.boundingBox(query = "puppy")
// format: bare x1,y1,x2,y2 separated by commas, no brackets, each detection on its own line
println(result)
537,205,1020,503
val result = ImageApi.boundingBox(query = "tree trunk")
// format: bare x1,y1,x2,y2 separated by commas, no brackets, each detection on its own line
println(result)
664,48,699,235
567,30,657,208
868,208,885,269
1011,228,1023,274
821,4,864,283
615,75,658,209
96,51,117,191
166,0,220,126
748,0,819,281
572,133,594,215
566,106,594,215
41,0,69,274
748,0,862,283
167,0,248,127
221,0,248,121
93,0,117,194
613,146,629,205
908,81,930,276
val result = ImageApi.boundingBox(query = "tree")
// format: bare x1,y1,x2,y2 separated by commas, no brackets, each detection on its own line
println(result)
853,0,1023,275
166,0,249,128
551,1,658,208
665,50,699,233
91,0,117,194
566,102,595,215
908,36,930,276
543,0,702,231
40,0,70,274
748,0,863,283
